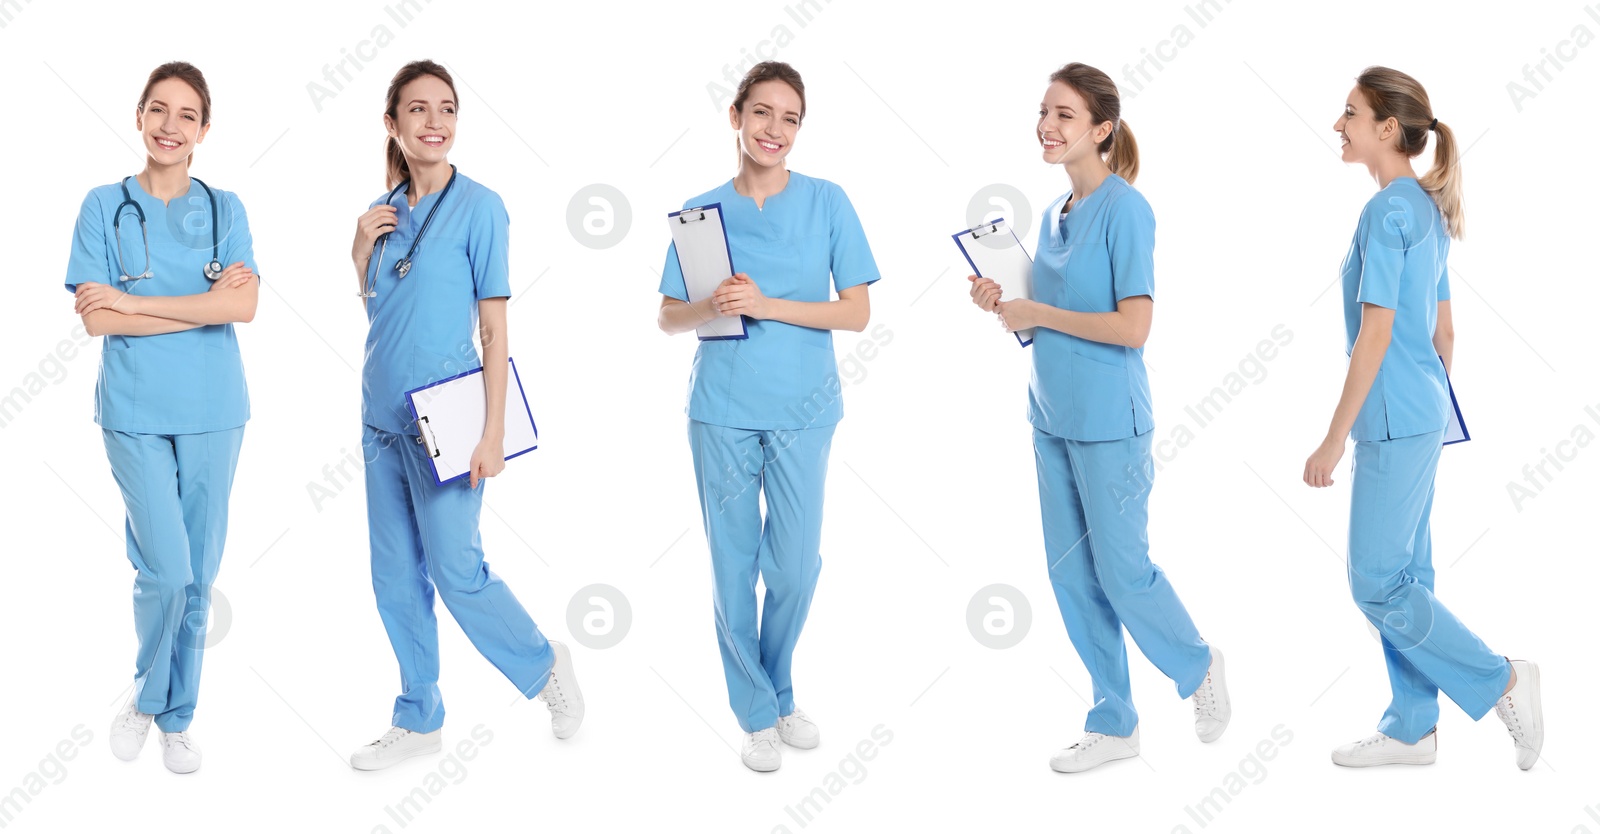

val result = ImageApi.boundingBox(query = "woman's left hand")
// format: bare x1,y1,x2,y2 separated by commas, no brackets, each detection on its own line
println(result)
468,437,506,489
75,282,139,316
711,273,772,319
996,298,1043,333
1303,437,1345,488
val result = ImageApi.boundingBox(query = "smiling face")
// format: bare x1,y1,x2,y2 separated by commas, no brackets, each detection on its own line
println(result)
730,79,802,170
1038,81,1111,166
385,74,457,165
136,77,208,165
1334,85,1394,165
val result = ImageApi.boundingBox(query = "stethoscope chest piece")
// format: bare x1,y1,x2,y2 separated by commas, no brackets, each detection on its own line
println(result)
204,259,224,281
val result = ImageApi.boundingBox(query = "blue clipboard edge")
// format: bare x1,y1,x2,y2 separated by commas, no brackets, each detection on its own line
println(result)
952,218,1033,348
669,202,749,342
1443,362,1470,446
403,356,540,486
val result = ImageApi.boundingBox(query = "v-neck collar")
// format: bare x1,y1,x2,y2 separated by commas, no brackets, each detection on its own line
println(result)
128,174,196,210
1050,174,1120,247
728,170,792,213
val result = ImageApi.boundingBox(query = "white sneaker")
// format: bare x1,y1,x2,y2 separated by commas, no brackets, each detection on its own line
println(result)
776,708,820,749
742,727,782,772
160,731,201,774
536,640,585,740
1494,659,1544,771
350,726,442,771
1331,730,1437,766
1050,727,1140,773
109,697,153,761
1191,646,1232,743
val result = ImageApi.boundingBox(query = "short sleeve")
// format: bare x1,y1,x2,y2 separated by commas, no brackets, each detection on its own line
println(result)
222,192,261,278
1106,191,1156,301
65,189,107,293
658,240,688,302
827,185,879,292
468,192,512,300
1436,259,1451,301
1354,196,1409,309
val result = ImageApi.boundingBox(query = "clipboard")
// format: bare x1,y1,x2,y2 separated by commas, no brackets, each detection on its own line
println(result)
404,357,539,485
953,218,1035,347
1443,360,1469,445
668,203,747,341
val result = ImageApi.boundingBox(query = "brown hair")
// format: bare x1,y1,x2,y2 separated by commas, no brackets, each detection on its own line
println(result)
138,62,211,167
1354,66,1464,239
383,60,458,189
1048,62,1138,184
730,62,806,166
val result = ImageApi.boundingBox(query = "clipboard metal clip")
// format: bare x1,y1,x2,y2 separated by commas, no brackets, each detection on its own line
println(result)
415,415,442,459
965,218,1007,240
677,207,710,224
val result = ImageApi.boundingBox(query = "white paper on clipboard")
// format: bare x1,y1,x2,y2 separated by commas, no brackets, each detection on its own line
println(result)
405,357,539,485
953,218,1035,347
1443,366,1469,445
668,203,747,341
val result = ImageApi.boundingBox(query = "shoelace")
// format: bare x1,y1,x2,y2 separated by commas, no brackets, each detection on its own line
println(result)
1192,675,1217,717
115,706,151,733
748,728,780,751
1068,732,1106,752
780,709,809,728
1353,733,1388,749
1495,695,1525,742
164,731,196,752
539,672,568,714
366,727,411,750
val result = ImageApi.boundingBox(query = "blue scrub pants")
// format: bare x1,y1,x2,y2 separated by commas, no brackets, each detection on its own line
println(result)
1033,427,1211,737
1348,429,1511,744
103,426,245,733
362,424,554,734
688,419,835,733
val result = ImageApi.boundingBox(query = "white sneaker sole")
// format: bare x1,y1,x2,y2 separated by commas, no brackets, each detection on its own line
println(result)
778,731,819,750
1050,744,1140,774
743,755,781,773
1331,750,1436,767
163,756,201,775
1514,661,1544,771
351,739,443,771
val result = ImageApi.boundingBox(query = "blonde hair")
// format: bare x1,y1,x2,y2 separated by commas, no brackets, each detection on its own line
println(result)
1049,62,1139,183
1355,66,1464,239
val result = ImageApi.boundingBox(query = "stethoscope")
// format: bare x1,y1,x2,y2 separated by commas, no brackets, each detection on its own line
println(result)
113,175,223,283
361,165,458,299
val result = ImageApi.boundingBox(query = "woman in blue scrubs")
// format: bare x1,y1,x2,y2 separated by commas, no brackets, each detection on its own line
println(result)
1304,66,1543,770
967,63,1229,773
347,60,583,771
657,61,879,773
67,62,259,775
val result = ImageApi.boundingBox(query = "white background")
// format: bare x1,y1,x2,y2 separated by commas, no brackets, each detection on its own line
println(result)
1,0,1595,831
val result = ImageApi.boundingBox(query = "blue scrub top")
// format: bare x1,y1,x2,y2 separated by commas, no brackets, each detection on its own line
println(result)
1028,174,1156,441
361,171,511,435
1339,177,1452,442
64,177,258,435
658,172,879,431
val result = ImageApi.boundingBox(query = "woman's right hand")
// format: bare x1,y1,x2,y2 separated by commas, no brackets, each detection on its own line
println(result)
352,205,399,266
208,262,254,291
968,275,1002,312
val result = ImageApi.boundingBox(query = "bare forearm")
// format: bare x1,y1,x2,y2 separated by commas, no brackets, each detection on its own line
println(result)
134,284,258,325
761,297,869,332
1036,307,1148,348
83,310,203,337
658,297,722,335
479,324,508,440
1326,335,1389,441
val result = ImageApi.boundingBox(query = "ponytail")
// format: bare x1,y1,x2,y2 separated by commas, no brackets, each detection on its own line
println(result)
1106,119,1140,184
1418,119,1463,239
